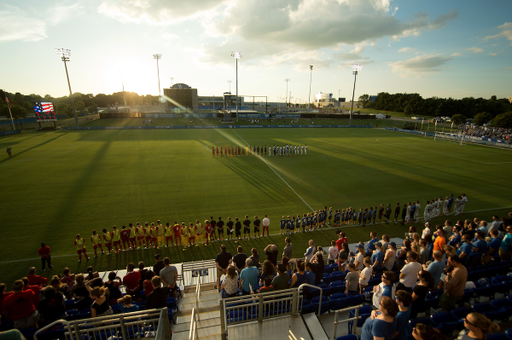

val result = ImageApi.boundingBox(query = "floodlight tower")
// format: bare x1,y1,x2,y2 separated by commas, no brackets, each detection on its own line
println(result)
349,64,362,126
284,78,290,108
55,48,78,127
308,65,313,112
231,52,242,122
153,54,162,96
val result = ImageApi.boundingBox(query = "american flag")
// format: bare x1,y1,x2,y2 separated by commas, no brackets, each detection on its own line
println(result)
4,95,10,108
34,102,54,113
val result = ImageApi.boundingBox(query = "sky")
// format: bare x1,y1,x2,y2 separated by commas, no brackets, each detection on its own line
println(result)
1,0,511,104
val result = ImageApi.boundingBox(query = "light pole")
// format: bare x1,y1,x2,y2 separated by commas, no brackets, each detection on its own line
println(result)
231,52,242,122
349,64,362,126
55,48,78,127
284,78,290,108
308,65,313,112
153,54,162,97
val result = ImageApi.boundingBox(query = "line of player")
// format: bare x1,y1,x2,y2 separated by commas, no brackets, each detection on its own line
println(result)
212,144,308,157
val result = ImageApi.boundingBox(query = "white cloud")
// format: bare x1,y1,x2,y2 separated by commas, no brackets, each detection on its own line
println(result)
98,0,227,24
0,4,47,42
388,54,451,76
484,22,512,46
451,52,461,56
47,4,85,26
489,52,499,56
398,47,415,52
467,47,483,53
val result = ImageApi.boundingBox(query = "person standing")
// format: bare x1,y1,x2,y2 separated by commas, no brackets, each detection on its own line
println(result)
226,217,234,241
145,276,170,309
6,146,12,157
217,217,225,241
195,220,204,245
38,243,52,271
234,217,242,243
123,263,142,298
240,258,258,294
112,226,121,253
74,234,89,263
215,244,232,291
2,280,38,329
499,225,512,261
439,255,468,311
243,215,251,240
361,296,398,340
233,246,248,273
164,222,173,247
160,257,179,298
102,229,113,254
457,312,500,340
253,216,261,238
396,251,421,292
153,254,165,276
90,231,103,257
394,290,412,340
264,244,279,267
304,239,315,262
372,271,396,308
262,215,270,237
173,221,182,247
394,203,401,225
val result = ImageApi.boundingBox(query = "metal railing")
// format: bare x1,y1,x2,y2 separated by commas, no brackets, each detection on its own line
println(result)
298,283,323,316
195,274,202,310
182,259,217,286
331,304,363,340
34,308,170,340
189,308,199,340
220,288,300,339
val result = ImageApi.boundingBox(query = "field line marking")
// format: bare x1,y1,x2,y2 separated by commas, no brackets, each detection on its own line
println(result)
2,205,511,265
232,130,315,212
0,144,77,167
375,139,512,165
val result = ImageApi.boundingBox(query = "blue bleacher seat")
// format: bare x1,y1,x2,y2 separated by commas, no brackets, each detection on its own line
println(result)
226,309,245,324
430,311,463,336
410,317,433,328
330,281,346,294
317,283,332,297
487,333,507,340
336,335,359,340
299,299,314,314
348,305,371,334
330,293,350,310
311,295,331,314
451,306,474,320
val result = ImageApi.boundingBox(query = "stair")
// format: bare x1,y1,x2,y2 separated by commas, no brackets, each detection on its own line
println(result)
172,284,222,339
302,313,329,340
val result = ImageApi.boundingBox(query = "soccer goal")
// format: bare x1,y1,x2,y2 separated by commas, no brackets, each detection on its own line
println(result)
434,131,465,145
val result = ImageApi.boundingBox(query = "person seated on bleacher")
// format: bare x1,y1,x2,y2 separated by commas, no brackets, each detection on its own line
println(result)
27,267,47,287
411,323,446,340
116,295,139,313
104,272,122,305
240,258,258,295
2,280,39,330
271,264,290,291
456,312,500,340
37,286,66,326
221,266,239,298
260,260,275,285
145,276,169,310
258,277,274,294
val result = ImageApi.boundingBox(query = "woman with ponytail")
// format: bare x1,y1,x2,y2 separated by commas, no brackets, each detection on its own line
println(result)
412,324,446,340
410,270,434,319
457,312,500,340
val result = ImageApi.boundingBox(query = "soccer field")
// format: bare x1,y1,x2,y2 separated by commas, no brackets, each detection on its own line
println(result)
1,126,512,285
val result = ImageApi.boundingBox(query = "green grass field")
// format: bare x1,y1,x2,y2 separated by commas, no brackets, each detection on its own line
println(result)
1,123,512,286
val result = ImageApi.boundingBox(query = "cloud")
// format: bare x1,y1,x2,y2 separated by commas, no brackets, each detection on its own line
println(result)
484,22,512,45
451,52,461,56
467,47,483,53
398,47,415,52
47,4,85,26
388,54,452,76
0,4,47,42
200,0,458,66
98,0,226,24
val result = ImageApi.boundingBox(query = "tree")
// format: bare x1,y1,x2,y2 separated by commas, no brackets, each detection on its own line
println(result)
451,114,467,126
87,105,98,114
473,111,493,126
56,103,73,117
358,94,370,107
75,100,85,113
10,104,27,119
491,112,512,128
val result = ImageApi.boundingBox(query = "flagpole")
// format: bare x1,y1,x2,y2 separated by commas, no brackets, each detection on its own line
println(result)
4,95,15,131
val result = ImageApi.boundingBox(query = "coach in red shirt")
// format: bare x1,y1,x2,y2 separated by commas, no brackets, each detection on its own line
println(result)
27,267,48,287
3,280,39,329
123,263,142,297
38,242,52,271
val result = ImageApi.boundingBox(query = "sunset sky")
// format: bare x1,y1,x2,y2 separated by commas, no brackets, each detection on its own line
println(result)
1,0,511,103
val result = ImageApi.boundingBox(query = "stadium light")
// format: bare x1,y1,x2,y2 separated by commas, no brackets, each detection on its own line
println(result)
55,48,78,127
308,65,313,112
285,79,290,108
231,52,242,122
349,64,362,126
153,54,162,97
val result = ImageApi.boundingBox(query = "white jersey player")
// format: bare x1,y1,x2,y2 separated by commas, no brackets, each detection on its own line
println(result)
460,194,468,213
442,197,449,216
414,201,421,222
301,145,304,155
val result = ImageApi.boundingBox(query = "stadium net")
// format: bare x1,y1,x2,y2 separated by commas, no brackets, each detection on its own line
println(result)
434,131,512,149
434,131,465,145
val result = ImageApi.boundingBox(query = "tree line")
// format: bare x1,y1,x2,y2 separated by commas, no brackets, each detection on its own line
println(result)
359,92,512,128
0,90,160,120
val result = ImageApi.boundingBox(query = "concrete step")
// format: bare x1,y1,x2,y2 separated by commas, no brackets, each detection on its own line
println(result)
175,310,220,324
172,317,221,333
171,324,222,340
302,313,329,340
179,298,221,313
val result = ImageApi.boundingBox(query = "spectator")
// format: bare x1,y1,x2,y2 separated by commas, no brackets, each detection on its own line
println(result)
21,278,40,308
419,240,429,264
483,229,501,264
38,243,52,272
328,240,339,265
468,231,487,267
233,246,248,273
394,290,413,340
372,271,396,308
215,244,232,291
448,226,462,248
371,242,384,273
104,271,122,304
412,324,446,340
396,239,411,271
410,270,434,319
49,275,68,298
289,260,307,288
405,226,417,241
439,255,467,311
304,239,315,262
271,264,291,291
338,242,350,272
433,230,446,253
27,267,47,286
145,276,170,309
345,264,359,295
123,262,142,298
116,295,139,313
489,216,501,234
143,270,155,296
160,257,178,298
70,274,90,310
421,223,431,240
240,258,258,294
153,254,165,276
282,237,293,260
457,312,500,340
457,234,472,265
85,266,99,281
258,276,274,293
38,286,66,326
85,280,112,317
424,250,445,288
397,251,421,292
264,244,279,266
367,231,379,256
309,253,325,284
336,232,348,251
361,296,398,340
249,248,260,268
359,257,372,294
137,261,147,298
443,220,452,240
2,280,38,330
0,283,13,319
221,266,239,297
260,260,275,284
60,267,75,296
499,225,512,261
383,241,397,271
354,243,365,270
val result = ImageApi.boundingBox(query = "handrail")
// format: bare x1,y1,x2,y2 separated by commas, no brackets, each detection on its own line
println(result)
189,308,199,340
195,273,201,311
298,283,323,316
34,319,72,340
155,307,172,340
331,304,363,340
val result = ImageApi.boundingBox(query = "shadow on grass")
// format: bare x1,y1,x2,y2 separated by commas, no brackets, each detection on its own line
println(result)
0,132,65,164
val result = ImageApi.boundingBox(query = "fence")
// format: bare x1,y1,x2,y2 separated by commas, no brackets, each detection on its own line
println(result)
181,259,217,286
33,308,171,340
331,305,364,340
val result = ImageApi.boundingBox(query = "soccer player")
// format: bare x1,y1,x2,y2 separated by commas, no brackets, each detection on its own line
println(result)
6,146,12,157
205,219,213,245
262,214,270,237
461,194,468,213
305,145,308,155
362,208,368,226
404,203,412,224
372,207,377,225
75,233,89,262
385,204,392,224
189,222,196,246
121,225,131,251
150,222,159,249
442,196,449,216
328,207,333,226
280,216,286,235
156,220,165,248
217,217,225,241
129,223,137,250
378,204,384,225
173,221,181,246
296,214,301,233
253,215,261,238
38,242,52,271
313,213,318,229
90,230,103,257
234,217,242,243
243,215,251,240
210,216,217,241
226,217,234,241
196,220,204,245
212,146,215,157
112,226,122,253
165,222,173,247
181,222,189,249
357,208,363,225
143,222,152,248
102,228,113,255
401,203,407,225
306,213,312,231
394,203,401,225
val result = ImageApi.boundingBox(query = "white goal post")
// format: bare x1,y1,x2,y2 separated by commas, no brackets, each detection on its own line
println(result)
434,131,465,145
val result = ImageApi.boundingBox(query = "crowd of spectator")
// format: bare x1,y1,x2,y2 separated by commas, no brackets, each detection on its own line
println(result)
462,126,512,141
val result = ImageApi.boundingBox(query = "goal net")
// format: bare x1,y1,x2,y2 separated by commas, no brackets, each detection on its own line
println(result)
434,132,465,145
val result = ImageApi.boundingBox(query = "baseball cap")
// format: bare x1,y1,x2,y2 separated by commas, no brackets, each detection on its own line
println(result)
389,241,396,247
375,242,382,247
